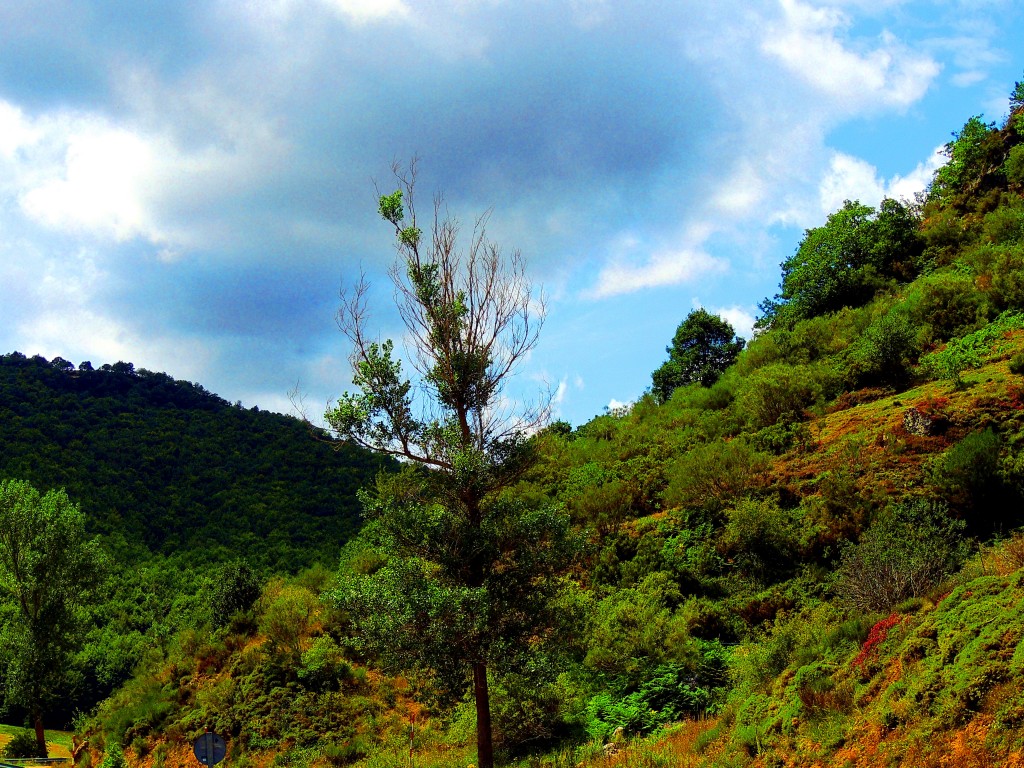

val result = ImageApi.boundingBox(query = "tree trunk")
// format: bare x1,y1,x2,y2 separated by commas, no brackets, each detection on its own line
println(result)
34,709,48,758
474,661,494,768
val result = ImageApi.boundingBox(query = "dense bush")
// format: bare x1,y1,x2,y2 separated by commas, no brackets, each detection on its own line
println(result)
990,244,1024,309
211,560,262,628
904,270,983,342
983,195,1024,244
661,438,769,513
1005,144,1024,186
837,499,970,612
734,362,840,430
720,499,806,584
584,645,729,740
920,311,1024,386
852,305,921,385
2,730,45,758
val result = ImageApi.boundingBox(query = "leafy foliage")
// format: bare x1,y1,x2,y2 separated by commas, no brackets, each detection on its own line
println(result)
758,198,923,328
651,310,744,402
326,164,558,768
35,86,1024,768
210,561,262,629
2,729,45,758
930,115,1001,204
0,480,105,754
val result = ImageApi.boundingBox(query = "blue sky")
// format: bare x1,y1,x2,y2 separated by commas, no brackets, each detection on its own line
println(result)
1,0,1022,427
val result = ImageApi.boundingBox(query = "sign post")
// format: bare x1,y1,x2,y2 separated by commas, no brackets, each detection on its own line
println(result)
193,732,227,767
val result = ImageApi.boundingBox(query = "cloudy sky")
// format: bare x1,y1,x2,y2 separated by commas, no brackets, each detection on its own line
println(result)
1,0,1022,426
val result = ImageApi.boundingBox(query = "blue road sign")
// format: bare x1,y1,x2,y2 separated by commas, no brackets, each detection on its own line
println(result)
193,733,227,767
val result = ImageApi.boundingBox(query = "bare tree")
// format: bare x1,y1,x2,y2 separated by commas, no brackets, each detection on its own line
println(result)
326,161,554,768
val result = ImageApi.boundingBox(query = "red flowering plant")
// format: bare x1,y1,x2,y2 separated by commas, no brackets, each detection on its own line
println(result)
852,613,904,671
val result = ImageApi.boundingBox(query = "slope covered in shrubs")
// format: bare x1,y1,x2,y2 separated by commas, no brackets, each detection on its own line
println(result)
55,77,1024,768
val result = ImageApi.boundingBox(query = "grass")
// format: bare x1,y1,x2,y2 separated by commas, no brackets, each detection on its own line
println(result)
0,723,74,760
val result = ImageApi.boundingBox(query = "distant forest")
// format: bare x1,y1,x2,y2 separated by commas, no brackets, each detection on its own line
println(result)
0,352,392,571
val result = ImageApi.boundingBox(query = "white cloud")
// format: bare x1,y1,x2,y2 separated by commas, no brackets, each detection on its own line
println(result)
818,152,887,214
952,70,987,87
19,122,162,242
715,305,757,340
3,243,213,381
588,224,728,298
589,248,727,298
319,0,411,23
818,147,945,214
762,0,939,113
606,398,632,413
1,93,291,253
235,0,410,25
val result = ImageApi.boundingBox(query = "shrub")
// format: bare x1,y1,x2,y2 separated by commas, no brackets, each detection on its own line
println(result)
720,498,805,583
2,730,45,759
297,635,352,691
662,438,769,512
837,499,970,612
925,427,1023,532
1006,144,1024,186
1010,351,1024,375
852,306,921,384
211,560,262,628
98,745,126,768
750,419,812,455
735,362,840,430
991,244,1024,309
585,648,729,740
920,311,1024,386
320,738,369,766
259,581,320,661
905,270,983,342
983,195,1024,245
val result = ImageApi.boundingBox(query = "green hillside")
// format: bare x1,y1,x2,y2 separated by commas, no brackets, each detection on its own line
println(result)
0,353,391,570
5,79,1024,768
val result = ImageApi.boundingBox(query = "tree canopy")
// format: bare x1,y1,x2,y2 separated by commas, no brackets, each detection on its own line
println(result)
651,309,744,402
757,198,923,329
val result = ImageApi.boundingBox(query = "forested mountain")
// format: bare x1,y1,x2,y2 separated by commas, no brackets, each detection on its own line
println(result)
0,353,391,570
4,82,1024,768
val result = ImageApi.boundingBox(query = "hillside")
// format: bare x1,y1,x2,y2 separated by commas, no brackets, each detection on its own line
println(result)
0,353,392,570
6,81,1024,768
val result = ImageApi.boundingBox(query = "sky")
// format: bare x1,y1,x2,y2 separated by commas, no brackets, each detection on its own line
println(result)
1,0,1023,427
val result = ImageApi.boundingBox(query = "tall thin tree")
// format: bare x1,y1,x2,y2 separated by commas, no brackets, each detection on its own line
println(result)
326,161,558,768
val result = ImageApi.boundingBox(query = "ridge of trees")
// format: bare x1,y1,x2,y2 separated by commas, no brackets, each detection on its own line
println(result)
0,352,392,571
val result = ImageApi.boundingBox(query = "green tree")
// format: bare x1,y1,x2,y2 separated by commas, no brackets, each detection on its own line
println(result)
930,115,1000,202
758,199,922,328
1008,74,1024,132
325,162,568,768
210,560,261,628
0,480,104,755
651,309,744,402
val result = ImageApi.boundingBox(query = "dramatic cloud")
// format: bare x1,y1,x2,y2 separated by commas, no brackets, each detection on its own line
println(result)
0,0,1020,424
